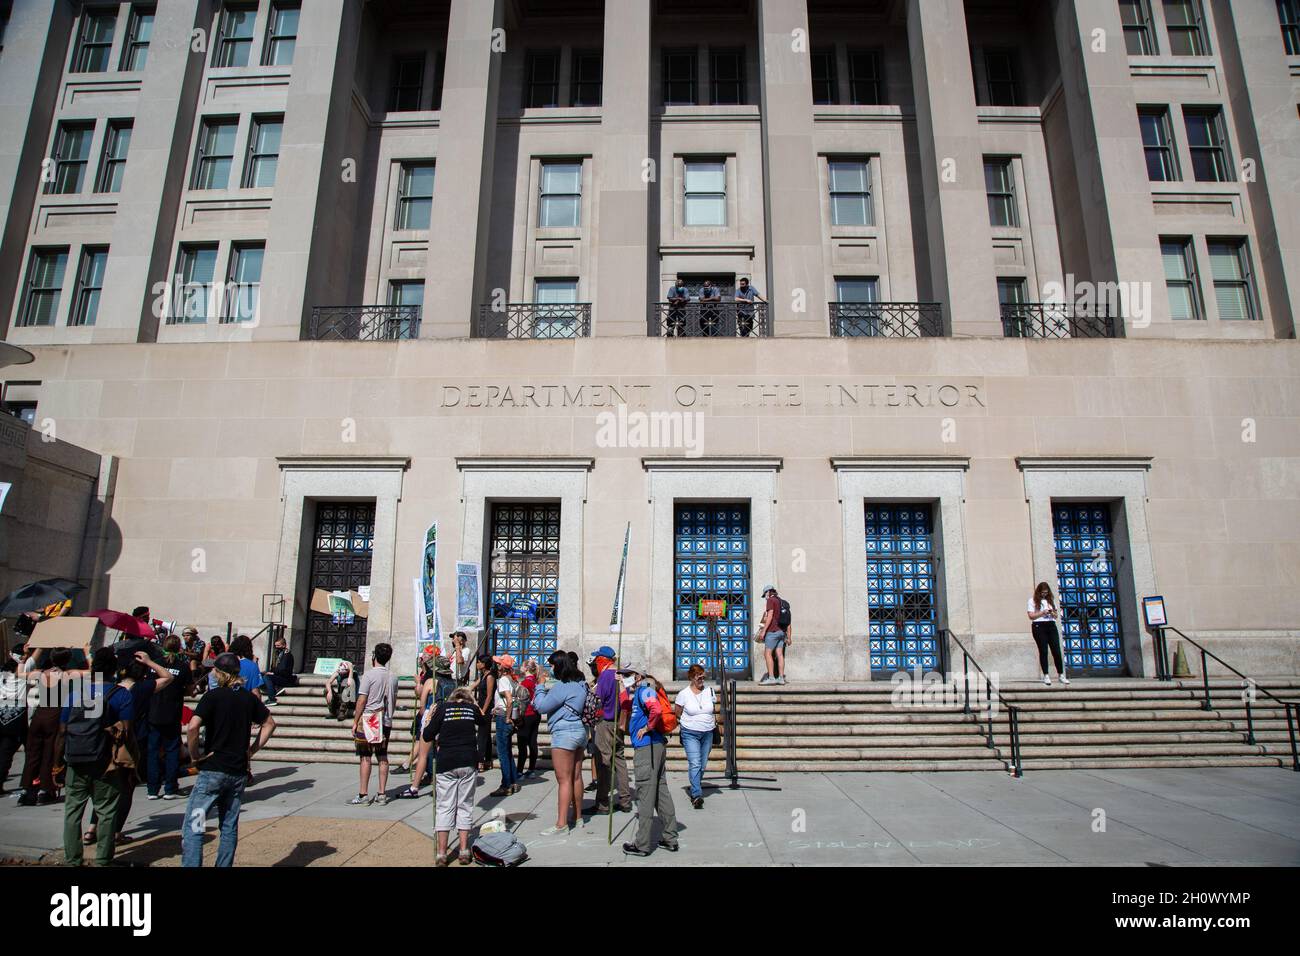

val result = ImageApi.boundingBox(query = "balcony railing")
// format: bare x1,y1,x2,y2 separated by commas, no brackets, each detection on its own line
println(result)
829,302,943,338
1001,303,1118,339
475,303,591,339
307,305,420,341
648,301,771,337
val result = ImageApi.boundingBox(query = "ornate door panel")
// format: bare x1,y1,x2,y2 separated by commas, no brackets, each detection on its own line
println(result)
867,504,939,676
674,504,752,680
1053,503,1126,675
487,503,560,663
304,502,374,671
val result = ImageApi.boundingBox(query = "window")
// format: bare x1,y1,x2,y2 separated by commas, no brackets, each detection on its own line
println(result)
683,159,725,226
1160,238,1202,320
395,162,434,230
525,50,560,108
1163,0,1208,55
1119,0,1157,55
538,161,581,228
811,48,837,105
1184,107,1231,182
72,247,108,327
389,54,425,111
984,157,1019,227
172,245,218,323
47,123,94,195
828,159,872,226
121,6,154,71
95,121,133,193
836,277,878,303
534,279,580,338
834,278,880,336
1207,240,1257,320
4,402,37,426
223,243,263,323
1282,0,1300,56
1139,107,1179,181
848,50,883,105
243,116,282,188
192,118,238,189
983,50,1021,106
997,277,1027,306
18,249,68,327
571,50,602,107
72,8,116,73
388,280,424,309
663,49,698,105
263,2,299,66
709,49,745,105
213,4,256,68
385,281,423,338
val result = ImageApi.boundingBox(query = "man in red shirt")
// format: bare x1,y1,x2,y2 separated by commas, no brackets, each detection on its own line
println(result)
755,585,791,685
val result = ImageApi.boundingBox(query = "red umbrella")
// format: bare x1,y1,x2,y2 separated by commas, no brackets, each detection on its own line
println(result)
86,609,155,637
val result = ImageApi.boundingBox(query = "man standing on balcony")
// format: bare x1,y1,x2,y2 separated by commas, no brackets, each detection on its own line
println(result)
735,277,765,337
698,278,722,336
666,275,690,337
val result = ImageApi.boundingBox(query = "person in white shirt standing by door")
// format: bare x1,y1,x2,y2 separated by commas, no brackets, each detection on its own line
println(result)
673,665,717,810
1027,582,1069,686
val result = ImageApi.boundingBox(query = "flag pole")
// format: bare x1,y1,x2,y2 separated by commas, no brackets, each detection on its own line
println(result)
608,522,630,846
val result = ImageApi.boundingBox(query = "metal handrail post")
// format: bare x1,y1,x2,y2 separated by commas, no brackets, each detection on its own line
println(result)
1201,649,1212,710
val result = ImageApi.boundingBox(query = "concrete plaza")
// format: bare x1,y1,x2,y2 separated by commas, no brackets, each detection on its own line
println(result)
1,762,1297,867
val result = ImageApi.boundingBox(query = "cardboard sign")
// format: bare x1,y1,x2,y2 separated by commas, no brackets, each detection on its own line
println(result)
697,598,728,618
29,615,99,649
313,657,348,676
309,588,369,620
1142,595,1168,628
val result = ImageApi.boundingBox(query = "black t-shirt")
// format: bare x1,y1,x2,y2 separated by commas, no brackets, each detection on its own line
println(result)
422,700,487,773
148,658,193,727
193,686,270,776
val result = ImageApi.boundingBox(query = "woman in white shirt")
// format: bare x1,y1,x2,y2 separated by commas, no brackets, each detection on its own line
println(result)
673,664,717,810
1026,582,1069,686
488,655,518,797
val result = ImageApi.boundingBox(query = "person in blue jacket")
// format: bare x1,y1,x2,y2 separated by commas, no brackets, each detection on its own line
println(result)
623,674,678,857
531,650,588,835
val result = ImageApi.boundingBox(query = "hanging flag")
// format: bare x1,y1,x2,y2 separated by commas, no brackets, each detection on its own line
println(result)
455,561,484,631
609,522,630,633
421,521,442,659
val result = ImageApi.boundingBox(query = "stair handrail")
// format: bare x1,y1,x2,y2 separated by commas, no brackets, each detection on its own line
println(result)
940,629,1023,778
1161,626,1299,771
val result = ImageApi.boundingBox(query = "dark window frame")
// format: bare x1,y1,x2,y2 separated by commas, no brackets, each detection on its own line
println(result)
984,156,1019,227
120,5,155,72
663,48,699,106
683,157,727,227
570,49,603,107
71,246,109,327
191,116,239,190
1159,236,1203,321
212,2,257,69
18,247,70,328
524,49,561,108
1120,0,1158,55
709,47,746,105
263,1,300,67
811,47,838,105
847,49,884,105
389,53,426,111
983,49,1022,106
538,160,583,228
171,243,220,324
46,121,95,195
242,114,283,188
1183,106,1233,182
1207,238,1259,321
1163,0,1209,56
222,241,264,323
71,6,117,73
395,161,435,230
1282,0,1300,55
827,158,873,227
1139,106,1180,181
95,119,133,193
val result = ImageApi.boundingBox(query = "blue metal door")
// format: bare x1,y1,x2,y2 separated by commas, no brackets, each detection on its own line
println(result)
866,504,939,676
674,504,751,680
487,503,559,663
1053,503,1126,674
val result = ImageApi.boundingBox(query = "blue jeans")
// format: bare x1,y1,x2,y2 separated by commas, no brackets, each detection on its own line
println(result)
144,723,181,796
680,728,714,799
495,715,517,788
181,770,246,867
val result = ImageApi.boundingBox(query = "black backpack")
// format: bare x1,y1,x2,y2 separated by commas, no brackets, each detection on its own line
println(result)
777,599,792,630
63,684,119,766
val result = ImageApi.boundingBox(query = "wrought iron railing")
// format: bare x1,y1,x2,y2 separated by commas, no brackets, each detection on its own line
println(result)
648,301,771,338
1001,303,1118,339
307,305,420,341
475,303,591,339
829,302,943,338
941,629,1024,777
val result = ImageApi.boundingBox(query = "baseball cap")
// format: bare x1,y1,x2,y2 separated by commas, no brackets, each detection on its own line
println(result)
214,652,241,676
587,645,616,662
493,654,515,670
761,584,777,596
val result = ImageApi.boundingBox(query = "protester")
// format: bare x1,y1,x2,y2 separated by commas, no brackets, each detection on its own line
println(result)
488,655,519,797
324,659,356,719
424,687,487,865
514,658,542,779
674,664,717,809
471,655,497,772
400,655,455,798
260,634,296,705
1027,581,1069,685
181,652,276,867
144,634,194,800
450,631,474,685
219,635,265,700
623,674,679,856
350,643,399,806
532,650,589,834
18,647,71,806
0,659,26,792
756,585,791,685
590,645,632,814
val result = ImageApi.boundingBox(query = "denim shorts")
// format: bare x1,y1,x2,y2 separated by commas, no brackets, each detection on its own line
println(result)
550,725,588,752
763,629,786,651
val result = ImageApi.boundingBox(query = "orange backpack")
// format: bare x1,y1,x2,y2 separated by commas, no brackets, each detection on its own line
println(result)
653,686,678,734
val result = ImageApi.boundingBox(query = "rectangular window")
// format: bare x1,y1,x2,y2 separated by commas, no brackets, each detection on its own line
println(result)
663,49,698,105
836,277,878,303
709,48,745,105
1139,107,1180,181
1207,240,1257,320
213,4,256,68
571,50,602,107
72,8,116,73
395,162,434,230
72,246,109,327
243,116,282,188
534,279,580,338
47,123,94,195
388,280,424,309
1184,107,1232,182
223,242,263,323
96,121,133,193
997,277,1028,306
1163,0,1208,55
684,159,726,226
192,118,238,189
1160,238,1202,320
263,2,299,66
121,6,154,71
538,161,581,228
525,50,560,108
389,54,425,111
984,157,1019,227
828,159,873,226
983,50,1021,105
172,244,218,323
811,48,837,105
848,50,883,105
1282,0,1300,56
1120,0,1157,55
18,249,68,327
535,279,578,303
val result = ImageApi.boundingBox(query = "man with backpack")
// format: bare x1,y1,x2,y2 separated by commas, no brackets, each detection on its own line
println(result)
589,645,632,815
622,674,678,857
756,584,792,685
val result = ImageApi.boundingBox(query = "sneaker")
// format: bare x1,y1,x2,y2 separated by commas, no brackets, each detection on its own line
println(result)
758,675,774,685
657,839,679,852
264,698,278,706
775,676,787,685
1041,674,1052,685
692,796,704,810
35,792,54,806
374,794,390,806
538,825,569,836
348,794,372,806
616,803,634,813
488,787,510,798
146,794,161,801
15,792,36,807
511,784,521,795
161,792,180,801
622,843,650,857
1060,675,1071,685
584,781,598,792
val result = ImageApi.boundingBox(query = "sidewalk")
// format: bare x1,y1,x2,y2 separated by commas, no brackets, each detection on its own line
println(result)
2,763,1297,866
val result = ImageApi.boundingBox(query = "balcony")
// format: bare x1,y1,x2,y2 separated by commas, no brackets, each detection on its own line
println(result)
829,302,943,338
475,303,591,339
648,302,771,337
1001,303,1118,339
307,305,420,341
